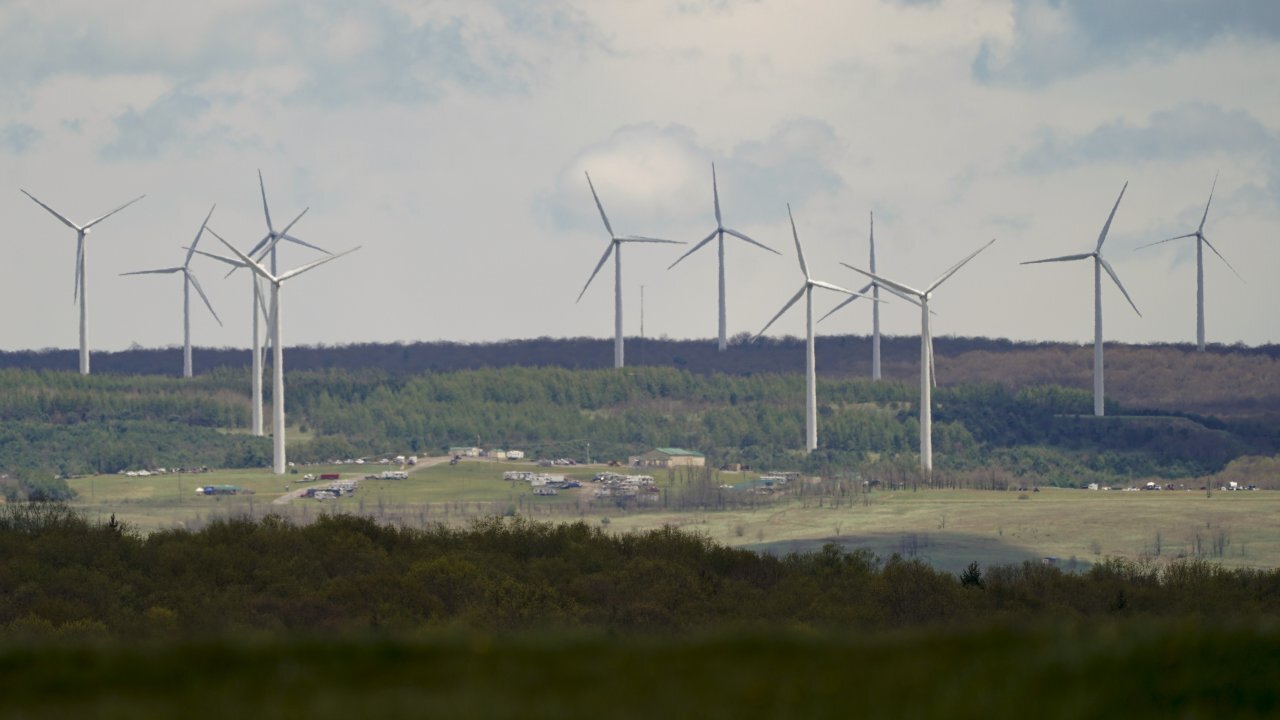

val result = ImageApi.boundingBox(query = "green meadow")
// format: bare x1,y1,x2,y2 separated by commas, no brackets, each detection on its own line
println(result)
63,459,1280,573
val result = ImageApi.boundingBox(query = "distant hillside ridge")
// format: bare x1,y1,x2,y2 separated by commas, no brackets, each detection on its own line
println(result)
2,335,1276,418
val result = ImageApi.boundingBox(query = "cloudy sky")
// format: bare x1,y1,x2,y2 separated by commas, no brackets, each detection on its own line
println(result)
3,0,1278,356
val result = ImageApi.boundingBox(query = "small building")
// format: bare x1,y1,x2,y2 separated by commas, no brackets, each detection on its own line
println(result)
449,446,482,457
628,448,706,469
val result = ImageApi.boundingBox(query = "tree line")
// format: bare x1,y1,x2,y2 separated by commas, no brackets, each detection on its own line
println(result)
0,364,1274,489
3,505,1279,640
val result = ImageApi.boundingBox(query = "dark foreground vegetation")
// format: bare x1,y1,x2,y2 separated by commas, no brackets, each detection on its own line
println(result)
1,506,1278,718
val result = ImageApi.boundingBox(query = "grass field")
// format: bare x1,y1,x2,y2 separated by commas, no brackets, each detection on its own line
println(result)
60,459,1280,573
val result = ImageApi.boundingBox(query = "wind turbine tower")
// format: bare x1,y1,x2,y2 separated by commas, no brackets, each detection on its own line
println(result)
212,235,360,474
668,164,780,351
576,172,683,368
1023,184,1140,417
845,239,994,473
21,190,144,375
121,206,222,377
822,212,918,380
219,172,326,436
755,206,876,452
1137,173,1242,352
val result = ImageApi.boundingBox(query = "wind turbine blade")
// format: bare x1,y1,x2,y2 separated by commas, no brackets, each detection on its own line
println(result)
120,267,183,276
83,195,145,230
189,247,246,269
869,211,875,267
754,286,806,339
1201,236,1244,281
723,228,781,255
620,235,684,244
711,163,722,227
1134,233,1196,251
1095,182,1127,252
273,204,313,243
258,169,274,233
187,271,223,327
816,281,882,323
927,239,995,293
281,233,331,254
816,287,868,324
928,324,937,389
1099,257,1141,317
1198,171,1218,234
245,233,273,260
278,246,361,282
877,282,923,308
576,242,615,303
73,236,84,303
668,230,717,269
840,263,922,298
788,204,809,280
184,204,217,267
811,279,875,299
585,172,614,238
211,228,274,283
224,232,273,278
1021,252,1094,265
20,190,80,231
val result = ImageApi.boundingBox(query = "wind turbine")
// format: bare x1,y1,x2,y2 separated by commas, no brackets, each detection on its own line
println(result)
1136,173,1242,352
844,239,994,473
668,163,781,351
755,205,878,453
121,206,222,378
192,232,271,437
20,189,145,375
243,170,329,276
576,172,684,368
221,171,328,437
820,211,923,381
1023,183,1140,417
210,232,360,474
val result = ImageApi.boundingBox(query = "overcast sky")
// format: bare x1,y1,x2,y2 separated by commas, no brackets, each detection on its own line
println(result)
3,0,1278,356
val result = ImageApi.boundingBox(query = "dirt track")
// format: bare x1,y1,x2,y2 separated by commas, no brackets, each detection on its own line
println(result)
271,455,452,506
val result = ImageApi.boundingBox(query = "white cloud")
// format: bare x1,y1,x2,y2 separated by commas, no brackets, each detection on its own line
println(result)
975,0,1280,85
2,0,1278,355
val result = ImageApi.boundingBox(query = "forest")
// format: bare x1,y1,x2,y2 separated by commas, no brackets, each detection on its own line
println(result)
4,504,1279,637
1,335,1278,502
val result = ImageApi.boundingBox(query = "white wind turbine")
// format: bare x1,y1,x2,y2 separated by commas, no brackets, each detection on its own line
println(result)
668,163,781,351
1136,173,1242,352
820,211,925,382
20,189,145,375
210,232,360,474
1023,183,1140,417
191,234,271,436
120,206,222,378
844,239,995,473
576,172,684,368
755,205,878,453
219,171,327,437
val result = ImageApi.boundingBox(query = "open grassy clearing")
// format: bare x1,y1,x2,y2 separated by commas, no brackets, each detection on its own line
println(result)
61,460,1280,573
604,488,1280,573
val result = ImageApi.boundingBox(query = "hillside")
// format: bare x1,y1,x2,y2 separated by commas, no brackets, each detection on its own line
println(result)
2,335,1277,420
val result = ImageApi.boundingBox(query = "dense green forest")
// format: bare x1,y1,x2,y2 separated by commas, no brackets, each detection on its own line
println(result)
1,356,1276,495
